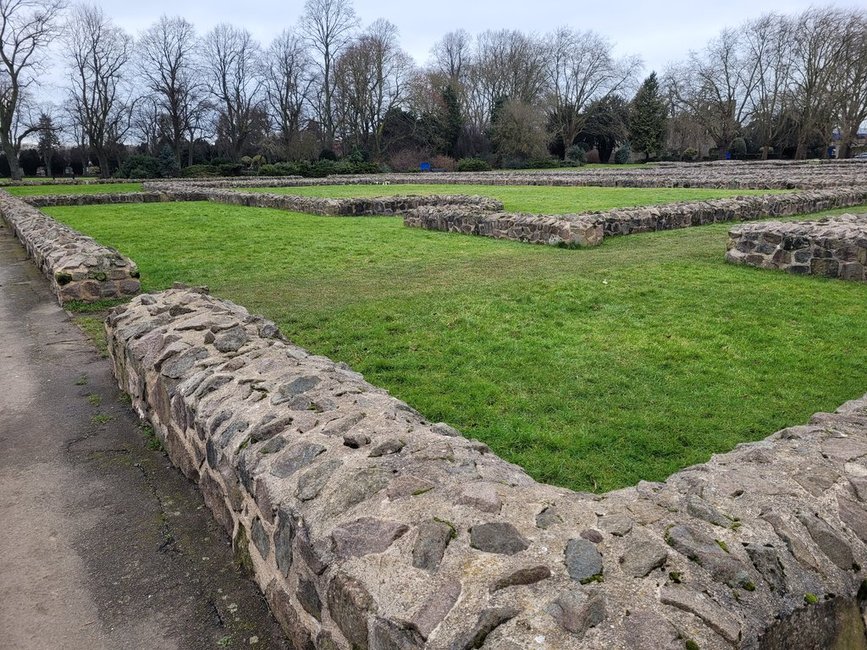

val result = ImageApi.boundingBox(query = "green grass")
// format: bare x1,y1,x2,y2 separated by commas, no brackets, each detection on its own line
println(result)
44,201,867,492
5,182,143,196
246,184,782,214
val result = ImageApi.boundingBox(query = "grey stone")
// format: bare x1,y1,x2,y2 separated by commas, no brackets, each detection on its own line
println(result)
448,606,519,650
565,538,603,583
266,582,315,650
271,375,320,405
327,573,375,649
410,578,461,639
621,610,682,650
686,496,731,527
619,541,668,578
270,442,326,478
214,324,248,352
413,520,455,571
470,523,529,555
296,459,342,501
274,507,295,576
490,565,552,592
798,512,854,570
296,577,321,621
369,618,425,650
580,529,604,543
665,524,752,587
324,467,390,517
387,475,435,499
659,586,741,643
369,438,406,457
343,432,370,448
745,544,786,593
598,513,634,536
332,517,409,558
536,506,563,529
457,482,502,513
838,497,867,543
547,590,606,638
250,516,269,560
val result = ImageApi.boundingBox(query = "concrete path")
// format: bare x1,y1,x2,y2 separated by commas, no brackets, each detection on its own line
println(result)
0,220,289,650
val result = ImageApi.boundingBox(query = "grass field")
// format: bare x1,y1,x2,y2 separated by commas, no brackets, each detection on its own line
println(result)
45,200,867,492
247,184,782,214
5,182,143,196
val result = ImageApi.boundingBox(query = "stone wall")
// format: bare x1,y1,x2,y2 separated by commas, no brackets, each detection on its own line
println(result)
140,182,505,216
726,214,867,281
23,192,203,208
172,163,867,190
0,190,139,303
404,207,603,247
108,286,867,650
404,188,867,247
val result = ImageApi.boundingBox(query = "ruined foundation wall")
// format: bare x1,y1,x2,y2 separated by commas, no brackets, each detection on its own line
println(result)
0,190,139,303
107,287,867,649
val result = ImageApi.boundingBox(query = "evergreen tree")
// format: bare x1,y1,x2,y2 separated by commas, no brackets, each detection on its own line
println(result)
441,84,462,157
158,144,180,177
36,114,60,177
630,72,668,162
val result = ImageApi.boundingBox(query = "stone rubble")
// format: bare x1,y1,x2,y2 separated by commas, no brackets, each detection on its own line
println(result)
0,190,139,303
107,287,867,649
726,214,867,281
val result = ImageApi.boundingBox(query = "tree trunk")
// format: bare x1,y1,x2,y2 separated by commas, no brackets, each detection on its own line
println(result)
97,152,110,178
2,139,23,180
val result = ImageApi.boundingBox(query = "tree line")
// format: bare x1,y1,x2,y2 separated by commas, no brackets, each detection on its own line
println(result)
0,0,865,179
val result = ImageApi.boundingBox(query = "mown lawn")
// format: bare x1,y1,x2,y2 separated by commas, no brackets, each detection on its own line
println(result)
45,201,867,492
248,184,783,214
5,182,143,196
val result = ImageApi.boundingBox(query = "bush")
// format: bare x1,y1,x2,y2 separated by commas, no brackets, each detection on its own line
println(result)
216,162,243,176
614,143,631,165
117,154,160,179
456,157,491,172
388,148,427,172
682,148,699,162
527,157,559,169
430,155,456,171
318,148,337,161
181,164,221,178
566,145,586,164
731,137,747,159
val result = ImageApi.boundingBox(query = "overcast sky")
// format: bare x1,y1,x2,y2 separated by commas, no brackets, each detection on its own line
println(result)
91,0,856,71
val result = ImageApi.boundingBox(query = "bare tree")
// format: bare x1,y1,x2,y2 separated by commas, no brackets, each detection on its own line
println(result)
545,27,636,158
742,14,794,159
299,0,358,150
0,0,65,179
834,10,867,159
201,24,264,161
333,19,412,159
66,4,133,177
431,29,471,83
264,29,312,160
138,15,200,166
667,28,761,158
788,8,847,158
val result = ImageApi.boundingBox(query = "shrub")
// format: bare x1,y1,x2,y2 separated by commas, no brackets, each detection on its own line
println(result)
388,148,428,172
456,157,491,172
527,157,559,169
430,155,456,171
682,148,699,162
117,154,160,179
216,162,243,176
566,145,586,164
614,143,632,164
731,137,747,159
318,148,337,161
181,164,221,178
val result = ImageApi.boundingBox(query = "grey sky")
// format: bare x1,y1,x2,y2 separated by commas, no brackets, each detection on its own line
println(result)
91,0,853,74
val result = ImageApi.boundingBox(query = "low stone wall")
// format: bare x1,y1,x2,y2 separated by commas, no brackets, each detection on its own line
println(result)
0,190,139,303
594,187,867,237
174,163,867,190
404,188,867,247
726,214,867,281
405,207,603,247
108,286,867,649
23,192,202,208
138,182,504,216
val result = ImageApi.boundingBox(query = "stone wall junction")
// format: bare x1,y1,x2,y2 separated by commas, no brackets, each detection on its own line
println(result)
108,287,867,649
